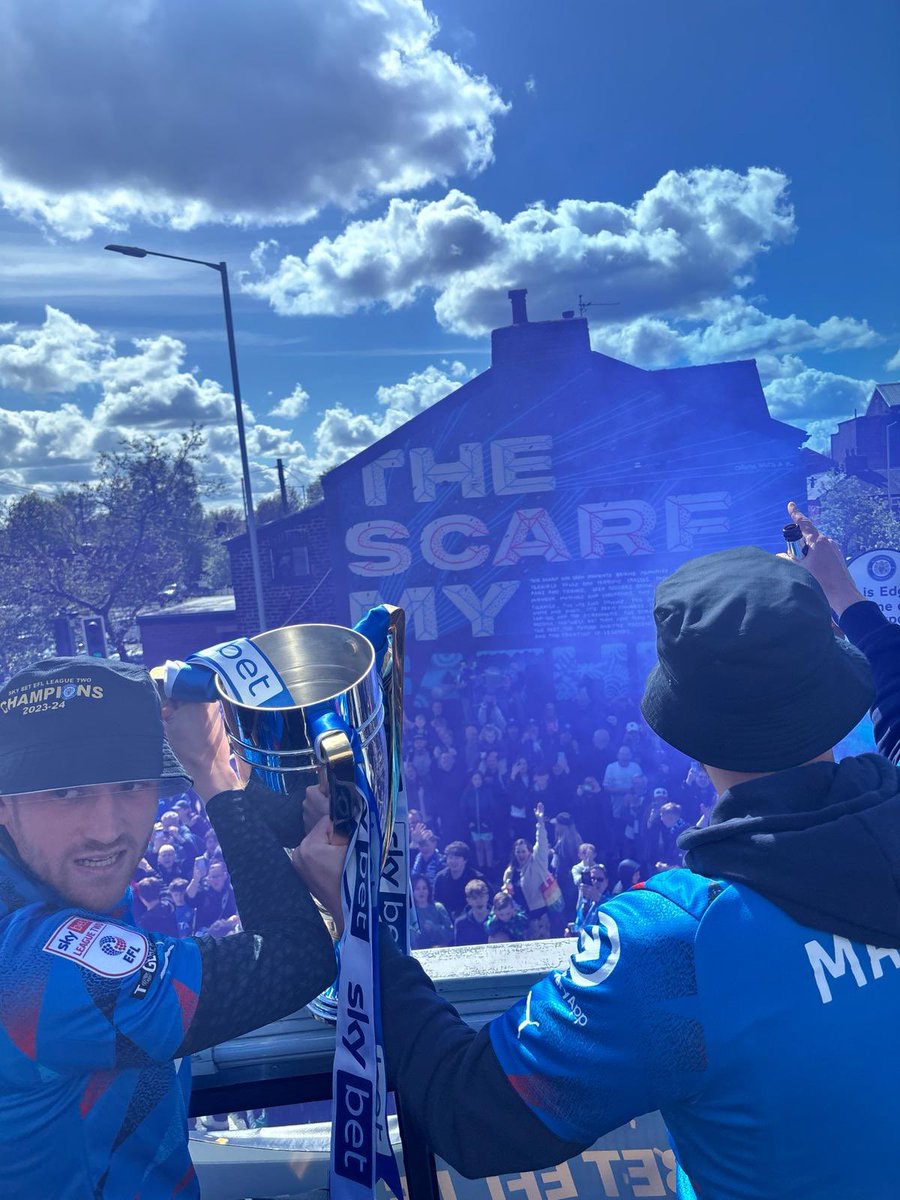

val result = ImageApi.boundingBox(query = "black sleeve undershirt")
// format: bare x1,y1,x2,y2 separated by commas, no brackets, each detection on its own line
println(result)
176,788,335,1056
379,936,586,1179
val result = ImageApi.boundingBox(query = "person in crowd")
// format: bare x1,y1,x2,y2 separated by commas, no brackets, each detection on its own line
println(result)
583,727,614,783
153,842,184,887
187,856,239,937
409,733,433,783
520,719,544,767
407,807,426,846
618,791,648,864
575,773,612,852
506,756,533,843
646,801,688,873
602,746,645,819
681,761,717,824
433,841,483,921
485,890,529,942
173,795,209,839
195,826,224,873
0,659,334,1199
550,811,582,916
558,726,582,777
403,761,427,822
462,769,496,870
694,792,716,831
430,748,468,843
612,857,641,895
296,513,900,1197
570,841,597,888
454,879,491,946
463,723,482,773
410,873,454,950
133,874,179,937
478,694,507,733
568,866,611,935
412,829,445,886
158,807,202,873
167,876,195,937
478,722,506,764
530,763,552,815
480,742,506,778
564,684,596,744
546,753,574,817
503,804,551,939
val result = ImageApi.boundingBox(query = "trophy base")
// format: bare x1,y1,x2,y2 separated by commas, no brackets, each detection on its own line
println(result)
306,983,339,1025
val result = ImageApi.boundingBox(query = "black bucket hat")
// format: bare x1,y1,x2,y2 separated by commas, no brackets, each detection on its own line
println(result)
641,547,873,772
0,657,191,796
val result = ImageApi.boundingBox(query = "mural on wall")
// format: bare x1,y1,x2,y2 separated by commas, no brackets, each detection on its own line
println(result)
319,312,807,698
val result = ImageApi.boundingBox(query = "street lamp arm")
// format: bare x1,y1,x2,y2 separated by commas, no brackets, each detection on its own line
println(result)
103,242,268,629
104,244,220,270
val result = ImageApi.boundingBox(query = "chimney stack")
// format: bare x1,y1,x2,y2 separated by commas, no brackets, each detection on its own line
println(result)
508,288,528,325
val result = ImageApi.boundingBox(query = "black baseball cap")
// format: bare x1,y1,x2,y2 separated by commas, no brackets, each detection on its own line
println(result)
0,658,191,796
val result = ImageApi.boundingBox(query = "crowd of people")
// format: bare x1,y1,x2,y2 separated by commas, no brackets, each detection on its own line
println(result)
403,656,714,948
131,656,713,952
130,797,238,938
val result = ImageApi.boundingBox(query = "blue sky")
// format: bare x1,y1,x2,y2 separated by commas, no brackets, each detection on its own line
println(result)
0,0,896,503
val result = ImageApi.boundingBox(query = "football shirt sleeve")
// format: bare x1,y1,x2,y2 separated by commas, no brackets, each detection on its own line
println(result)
490,887,707,1143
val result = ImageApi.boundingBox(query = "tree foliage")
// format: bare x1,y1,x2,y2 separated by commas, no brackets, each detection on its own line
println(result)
0,430,216,671
812,471,900,558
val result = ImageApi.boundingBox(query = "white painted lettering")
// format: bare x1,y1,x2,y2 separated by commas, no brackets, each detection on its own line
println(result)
410,444,486,503
362,450,404,507
346,521,412,576
493,508,571,565
420,514,490,571
444,582,521,637
665,492,731,550
490,436,555,495
578,501,656,557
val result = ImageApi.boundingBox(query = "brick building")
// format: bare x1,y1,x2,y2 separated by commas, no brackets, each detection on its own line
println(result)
227,500,336,636
830,382,900,476
227,290,809,698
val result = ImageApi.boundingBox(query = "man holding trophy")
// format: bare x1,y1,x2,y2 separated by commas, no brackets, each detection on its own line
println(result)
0,657,335,1199
297,517,900,1200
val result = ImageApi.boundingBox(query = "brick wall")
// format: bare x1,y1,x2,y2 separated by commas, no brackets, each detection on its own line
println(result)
228,503,339,635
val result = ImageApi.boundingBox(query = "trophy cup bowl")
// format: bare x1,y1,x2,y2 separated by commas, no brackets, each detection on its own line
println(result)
212,615,406,1023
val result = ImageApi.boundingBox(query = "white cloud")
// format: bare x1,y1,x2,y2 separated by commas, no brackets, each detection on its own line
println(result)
591,296,880,369
885,348,900,373
94,335,234,430
311,360,474,468
269,384,309,420
0,306,112,393
0,403,98,485
0,301,474,499
244,168,797,334
0,0,506,239
755,354,875,451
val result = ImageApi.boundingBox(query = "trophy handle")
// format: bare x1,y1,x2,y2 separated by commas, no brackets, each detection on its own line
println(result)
314,726,357,840
380,606,406,833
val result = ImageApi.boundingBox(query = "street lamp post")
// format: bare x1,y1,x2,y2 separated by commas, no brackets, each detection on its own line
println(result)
105,244,267,631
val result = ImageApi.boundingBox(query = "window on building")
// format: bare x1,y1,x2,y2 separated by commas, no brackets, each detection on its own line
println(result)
270,534,311,584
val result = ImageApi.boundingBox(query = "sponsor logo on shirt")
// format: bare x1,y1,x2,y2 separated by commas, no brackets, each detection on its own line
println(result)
43,917,148,978
563,910,621,989
132,943,160,999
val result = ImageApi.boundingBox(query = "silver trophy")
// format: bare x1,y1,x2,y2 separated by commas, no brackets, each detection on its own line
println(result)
212,610,406,1021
